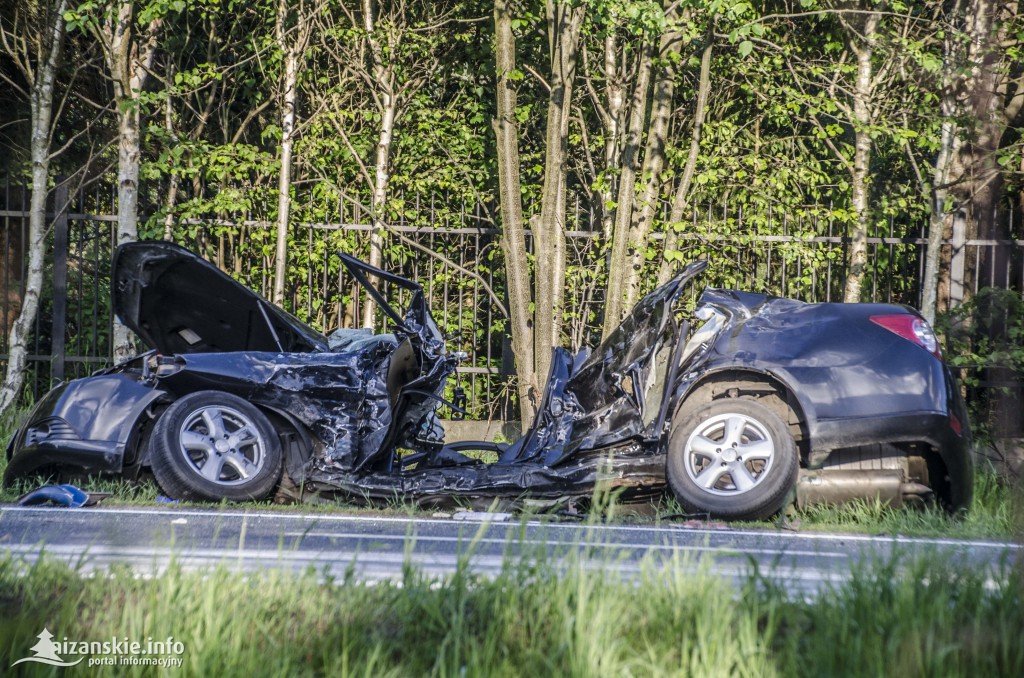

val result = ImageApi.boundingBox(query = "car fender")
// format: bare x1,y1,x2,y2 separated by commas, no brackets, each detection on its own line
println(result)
4,374,167,482
672,364,815,434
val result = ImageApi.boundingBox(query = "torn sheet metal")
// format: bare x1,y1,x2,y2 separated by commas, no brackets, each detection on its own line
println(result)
5,242,973,514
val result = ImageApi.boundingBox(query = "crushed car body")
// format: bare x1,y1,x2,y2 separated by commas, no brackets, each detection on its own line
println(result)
4,241,973,519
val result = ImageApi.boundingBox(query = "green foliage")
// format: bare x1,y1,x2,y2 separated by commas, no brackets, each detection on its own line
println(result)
936,289,1024,439
3,0,1020,417
0,535,1022,676
939,288,1024,376
65,0,182,34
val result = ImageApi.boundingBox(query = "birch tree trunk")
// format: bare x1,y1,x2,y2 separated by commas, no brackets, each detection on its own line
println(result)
920,118,959,324
161,66,180,242
270,0,321,307
533,0,583,388
360,97,397,329
921,7,964,324
96,1,162,361
842,11,879,303
601,38,654,337
599,28,623,239
272,0,299,307
493,0,539,423
0,0,68,414
946,0,1019,294
657,32,714,286
617,7,685,322
360,0,399,330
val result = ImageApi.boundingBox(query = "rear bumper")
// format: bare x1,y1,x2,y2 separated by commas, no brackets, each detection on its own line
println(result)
811,410,972,510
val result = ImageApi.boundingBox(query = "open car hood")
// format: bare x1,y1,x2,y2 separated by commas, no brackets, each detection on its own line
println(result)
113,241,328,354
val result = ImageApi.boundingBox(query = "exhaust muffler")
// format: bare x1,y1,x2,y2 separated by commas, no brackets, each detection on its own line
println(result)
796,469,934,509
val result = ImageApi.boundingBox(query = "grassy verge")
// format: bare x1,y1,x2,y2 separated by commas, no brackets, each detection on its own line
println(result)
0,540,1021,676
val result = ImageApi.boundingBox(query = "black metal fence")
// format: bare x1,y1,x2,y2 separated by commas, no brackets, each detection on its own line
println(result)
2,177,1022,421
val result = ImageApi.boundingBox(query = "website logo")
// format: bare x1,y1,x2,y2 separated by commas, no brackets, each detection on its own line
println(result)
11,629,83,667
10,628,185,669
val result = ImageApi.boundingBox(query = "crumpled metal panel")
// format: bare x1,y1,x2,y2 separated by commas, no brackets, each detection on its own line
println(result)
142,245,455,476
562,275,687,455
490,269,697,473
159,345,396,470
304,262,710,499
306,443,667,504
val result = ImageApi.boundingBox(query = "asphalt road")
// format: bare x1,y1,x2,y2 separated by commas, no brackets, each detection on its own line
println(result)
1,506,1020,596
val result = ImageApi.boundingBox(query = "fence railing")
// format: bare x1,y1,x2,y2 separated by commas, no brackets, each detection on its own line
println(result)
2,180,1022,420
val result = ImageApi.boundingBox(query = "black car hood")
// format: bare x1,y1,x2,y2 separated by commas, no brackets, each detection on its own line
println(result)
113,241,328,354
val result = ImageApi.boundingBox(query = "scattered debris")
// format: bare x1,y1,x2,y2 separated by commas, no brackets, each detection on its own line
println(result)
16,484,110,508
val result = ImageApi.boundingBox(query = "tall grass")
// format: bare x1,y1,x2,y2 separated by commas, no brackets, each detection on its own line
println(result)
0,539,1021,677
791,466,1023,540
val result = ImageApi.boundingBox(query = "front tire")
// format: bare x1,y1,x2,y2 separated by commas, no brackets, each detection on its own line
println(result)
667,397,798,520
150,391,282,501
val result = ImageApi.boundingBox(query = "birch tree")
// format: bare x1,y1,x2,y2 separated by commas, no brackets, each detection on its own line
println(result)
777,2,886,303
68,0,167,360
493,0,538,422
533,0,584,391
580,6,626,239
944,0,1023,292
655,26,713,286
492,0,586,422
271,0,318,307
915,1,967,323
594,2,735,329
602,1,689,335
599,22,655,337
746,2,901,303
0,0,68,413
355,0,402,328
841,7,880,303
316,0,454,329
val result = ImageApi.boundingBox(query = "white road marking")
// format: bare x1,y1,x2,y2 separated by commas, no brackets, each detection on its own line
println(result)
3,505,1017,552
280,530,845,560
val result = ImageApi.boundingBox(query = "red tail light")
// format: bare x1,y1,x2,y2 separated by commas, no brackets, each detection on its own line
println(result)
949,412,963,436
870,314,942,359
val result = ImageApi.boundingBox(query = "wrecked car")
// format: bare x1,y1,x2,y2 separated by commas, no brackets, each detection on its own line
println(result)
4,241,972,520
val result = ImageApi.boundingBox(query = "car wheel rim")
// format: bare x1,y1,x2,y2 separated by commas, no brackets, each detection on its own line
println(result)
683,412,776,497
177,406,266,486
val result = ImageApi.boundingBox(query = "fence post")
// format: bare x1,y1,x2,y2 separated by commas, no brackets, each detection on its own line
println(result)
51,180,68,383
949,210,966,309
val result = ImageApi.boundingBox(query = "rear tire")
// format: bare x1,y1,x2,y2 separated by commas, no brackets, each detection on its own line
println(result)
667,397,798,520
150,391,282,501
